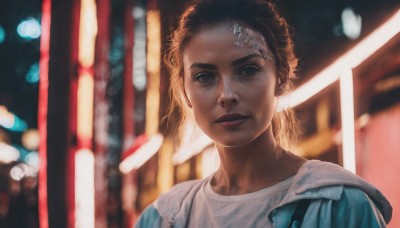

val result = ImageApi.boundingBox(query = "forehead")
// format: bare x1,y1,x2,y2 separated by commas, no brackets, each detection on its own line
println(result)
185,22,238,53
182,21,272,65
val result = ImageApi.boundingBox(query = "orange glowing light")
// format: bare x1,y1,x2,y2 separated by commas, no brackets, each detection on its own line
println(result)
145,10,161,135
21,129,40,150
77,72,94,144
78,0,97,68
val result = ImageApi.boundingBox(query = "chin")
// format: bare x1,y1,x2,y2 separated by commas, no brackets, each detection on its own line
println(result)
211,127,271,149
214,135,257,148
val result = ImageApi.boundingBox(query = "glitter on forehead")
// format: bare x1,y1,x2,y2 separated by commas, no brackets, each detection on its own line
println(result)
231,22,274,62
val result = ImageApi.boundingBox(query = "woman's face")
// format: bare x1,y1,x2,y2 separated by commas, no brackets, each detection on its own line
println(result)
182,21,277,147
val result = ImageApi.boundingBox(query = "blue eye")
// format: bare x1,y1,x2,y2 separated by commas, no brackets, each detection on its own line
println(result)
194,72,215,83
237,65,259,78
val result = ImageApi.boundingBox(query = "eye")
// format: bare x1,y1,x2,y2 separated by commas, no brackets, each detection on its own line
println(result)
193,72,215,84
237,65,259,78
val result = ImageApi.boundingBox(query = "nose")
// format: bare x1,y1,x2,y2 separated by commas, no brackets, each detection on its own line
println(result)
217,78,239,107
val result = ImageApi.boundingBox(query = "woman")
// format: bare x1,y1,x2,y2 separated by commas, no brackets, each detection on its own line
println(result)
136,0,392,227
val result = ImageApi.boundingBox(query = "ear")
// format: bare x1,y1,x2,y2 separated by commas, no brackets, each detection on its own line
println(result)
182,88,192,108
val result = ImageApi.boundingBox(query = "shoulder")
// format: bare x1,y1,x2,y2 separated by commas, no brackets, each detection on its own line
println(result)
147,178,209,224
293,160,387,205
337,186,377,209
331,186,387,227
135,179,206,228
299,187,387,227
289,160,392,223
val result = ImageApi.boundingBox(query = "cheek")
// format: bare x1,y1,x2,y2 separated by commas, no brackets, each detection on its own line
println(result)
182,77,194,105
246,81,277,116
189,89,215,111
246,77,275,99
186,88,217,129
184,81,215,109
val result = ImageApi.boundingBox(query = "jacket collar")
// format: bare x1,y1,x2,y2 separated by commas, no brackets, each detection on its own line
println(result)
277,160,392,223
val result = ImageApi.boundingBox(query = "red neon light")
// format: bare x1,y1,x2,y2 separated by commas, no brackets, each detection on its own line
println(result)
121,134,149,161
38,0,51,227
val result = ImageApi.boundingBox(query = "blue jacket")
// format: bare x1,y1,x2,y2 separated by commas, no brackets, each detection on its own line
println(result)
135,160,392,227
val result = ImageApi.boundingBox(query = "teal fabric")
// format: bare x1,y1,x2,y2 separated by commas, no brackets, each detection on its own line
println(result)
134,204,162,228
271,187,386,228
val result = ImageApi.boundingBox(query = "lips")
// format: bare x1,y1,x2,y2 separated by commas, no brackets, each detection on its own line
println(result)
215,113,248,123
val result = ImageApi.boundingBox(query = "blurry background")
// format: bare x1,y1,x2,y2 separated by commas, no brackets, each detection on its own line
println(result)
0,0,399,227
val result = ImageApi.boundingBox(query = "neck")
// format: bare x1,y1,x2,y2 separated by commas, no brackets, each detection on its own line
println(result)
212,128,305,195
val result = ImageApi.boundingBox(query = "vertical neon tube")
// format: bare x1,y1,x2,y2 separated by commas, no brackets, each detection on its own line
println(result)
75,149,95,228
340,69,356,173
145,10,161,135
38,0,51,227
75,0,97,227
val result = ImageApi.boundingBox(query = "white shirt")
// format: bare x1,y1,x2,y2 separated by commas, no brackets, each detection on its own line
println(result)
187,176,294,228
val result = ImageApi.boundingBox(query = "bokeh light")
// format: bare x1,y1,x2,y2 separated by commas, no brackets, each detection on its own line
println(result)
25,63,40,83
132,5,147,91
0,25,5,43
10,164,27,181
0,142,20,164
22,129,40,150
17,18,41,39
75,148,95,228
0,105,28,132
342,7,362,40
25,152,39,171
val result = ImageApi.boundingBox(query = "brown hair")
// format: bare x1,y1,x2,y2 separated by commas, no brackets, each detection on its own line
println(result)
164,0,299,148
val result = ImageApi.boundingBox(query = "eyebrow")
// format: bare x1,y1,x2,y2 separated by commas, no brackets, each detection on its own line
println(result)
189,53,264,70
231,53,263,66
189,63,217,70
